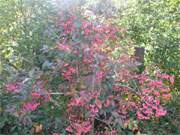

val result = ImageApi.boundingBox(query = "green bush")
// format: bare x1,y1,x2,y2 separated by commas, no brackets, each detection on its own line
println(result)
116,0,180,88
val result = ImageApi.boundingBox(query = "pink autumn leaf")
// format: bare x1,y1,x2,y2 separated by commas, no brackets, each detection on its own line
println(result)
95,71,105,83
156,73,170,79
57,43,71,52
52,133,59,135
155,107,167,117
62,66,76,81
153,91,160,97
5,82,21,93
69,97,85,107
31,92,41,98
89,104,99,117
66,125,73,133
161,88,170,93
22,102,40,112
137,111,150,120
93,34,104,45
148,80,163,87
73,122,92,135
96,99,102,109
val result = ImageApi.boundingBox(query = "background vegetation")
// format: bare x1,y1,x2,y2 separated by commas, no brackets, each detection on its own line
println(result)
0,0,179,135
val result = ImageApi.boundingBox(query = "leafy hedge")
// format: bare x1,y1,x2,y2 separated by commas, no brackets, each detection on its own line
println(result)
0,0,179,135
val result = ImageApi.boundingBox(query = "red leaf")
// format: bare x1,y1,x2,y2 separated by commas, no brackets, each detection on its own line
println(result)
96,99,102,109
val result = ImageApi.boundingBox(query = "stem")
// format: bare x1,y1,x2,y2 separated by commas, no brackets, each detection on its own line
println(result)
50,92,64,95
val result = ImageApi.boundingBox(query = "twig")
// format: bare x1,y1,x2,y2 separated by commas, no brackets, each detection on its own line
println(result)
50,92,64,95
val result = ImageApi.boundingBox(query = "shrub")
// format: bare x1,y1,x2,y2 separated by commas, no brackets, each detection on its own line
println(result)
1,9,174,135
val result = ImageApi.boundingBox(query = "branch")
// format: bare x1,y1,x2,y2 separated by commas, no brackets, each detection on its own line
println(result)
50,92,64,95
95,117,113,135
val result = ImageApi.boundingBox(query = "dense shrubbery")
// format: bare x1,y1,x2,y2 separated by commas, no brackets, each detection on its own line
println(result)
0,0,179,135
117,0,180,88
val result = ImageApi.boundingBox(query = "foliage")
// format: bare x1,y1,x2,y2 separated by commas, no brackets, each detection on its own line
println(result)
138,92,180,135
116,0,180,88
0,0,57,84
0,0,179,135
